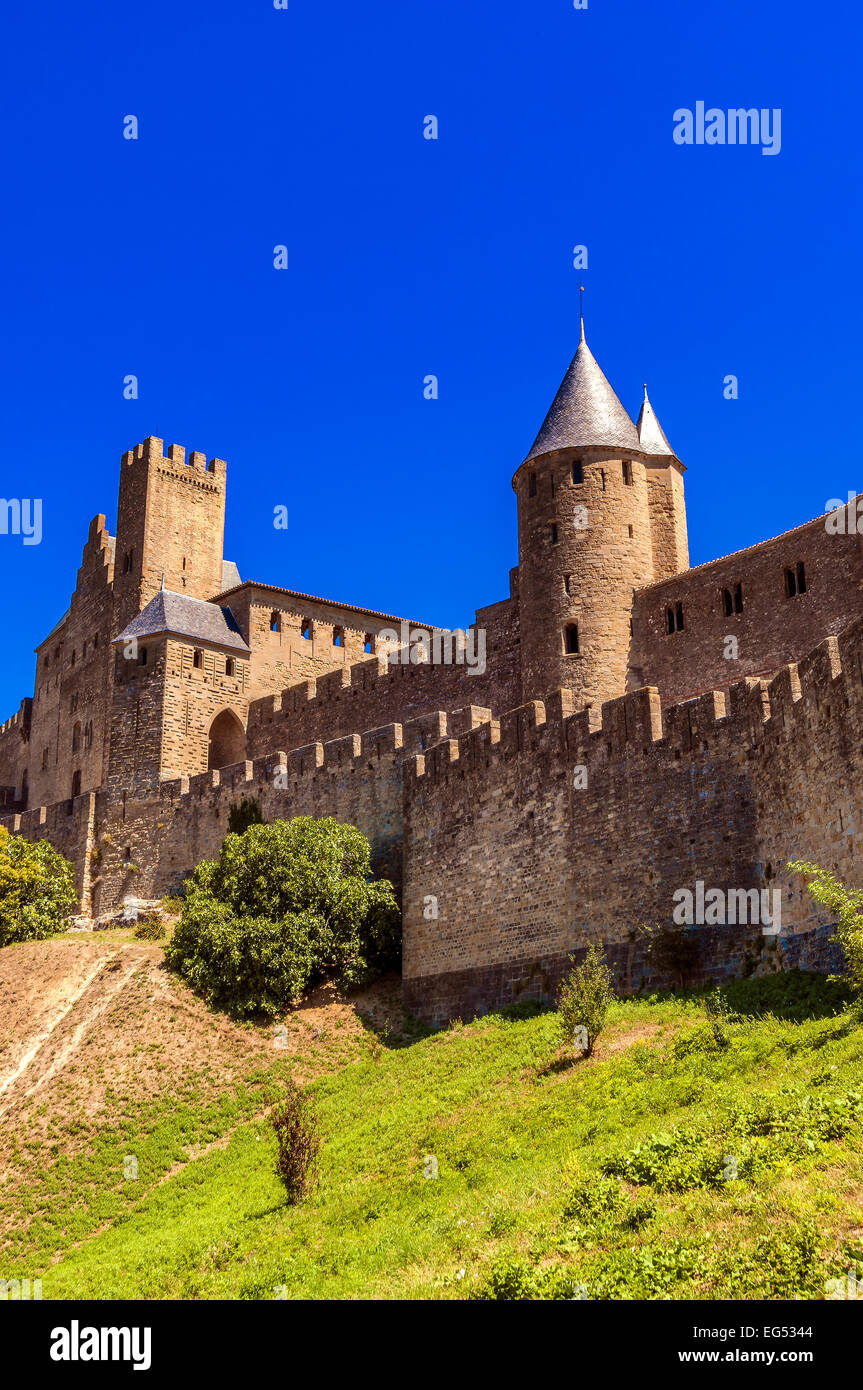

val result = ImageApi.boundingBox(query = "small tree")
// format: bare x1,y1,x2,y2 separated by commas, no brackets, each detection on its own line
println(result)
271,1080,321,1204
557,943,615,1057
788,860,863,1010
0,827,77,947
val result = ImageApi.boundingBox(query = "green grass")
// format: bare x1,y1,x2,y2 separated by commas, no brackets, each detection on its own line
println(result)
9,971,863,1300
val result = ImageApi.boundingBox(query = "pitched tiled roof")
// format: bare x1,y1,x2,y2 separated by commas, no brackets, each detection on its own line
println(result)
113,589,250,653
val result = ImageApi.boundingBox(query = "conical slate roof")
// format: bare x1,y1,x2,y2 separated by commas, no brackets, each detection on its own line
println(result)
636,384,678,459
113,588,250,653
524,322,641,462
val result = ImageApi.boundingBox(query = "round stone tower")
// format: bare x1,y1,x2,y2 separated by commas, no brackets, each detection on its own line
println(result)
513,317,659,712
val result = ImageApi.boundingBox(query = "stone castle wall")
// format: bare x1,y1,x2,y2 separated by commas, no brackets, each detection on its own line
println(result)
630,504,863,705
400,618,863,1023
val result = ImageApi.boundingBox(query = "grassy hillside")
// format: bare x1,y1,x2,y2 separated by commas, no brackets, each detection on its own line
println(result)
4,952,863,1301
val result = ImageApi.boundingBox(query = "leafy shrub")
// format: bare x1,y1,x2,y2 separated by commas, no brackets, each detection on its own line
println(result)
788,861,863,1010
134,915,166,940
271,1081,321,1204
470,1255,586,1301
164,816,401,1017
562,1173,654,1232
556,944,615,1056
227,797,263,836
0,826,77,947
603,1087,863,1192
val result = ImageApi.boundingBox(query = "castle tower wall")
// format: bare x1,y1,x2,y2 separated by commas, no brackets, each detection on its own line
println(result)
645,458,689,580
514,445,655,707
111,437,226,636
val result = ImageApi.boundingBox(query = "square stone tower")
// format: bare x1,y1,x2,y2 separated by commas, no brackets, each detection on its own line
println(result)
111,437,227,637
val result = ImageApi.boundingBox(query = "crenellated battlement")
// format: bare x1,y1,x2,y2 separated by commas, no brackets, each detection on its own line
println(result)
120,437,226,481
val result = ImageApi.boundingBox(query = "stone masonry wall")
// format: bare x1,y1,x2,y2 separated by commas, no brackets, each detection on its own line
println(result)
401,617,863,1023
630,504,863,705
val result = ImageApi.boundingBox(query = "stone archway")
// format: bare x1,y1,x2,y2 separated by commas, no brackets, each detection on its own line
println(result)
207,708,246,770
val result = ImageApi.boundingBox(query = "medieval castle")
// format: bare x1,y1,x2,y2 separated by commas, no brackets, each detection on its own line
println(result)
2,320,861,1021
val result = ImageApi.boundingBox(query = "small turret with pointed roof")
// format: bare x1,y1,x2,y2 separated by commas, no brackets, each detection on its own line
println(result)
636,383,679,461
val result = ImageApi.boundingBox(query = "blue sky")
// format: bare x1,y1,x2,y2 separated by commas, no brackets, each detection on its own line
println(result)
0,0,860,714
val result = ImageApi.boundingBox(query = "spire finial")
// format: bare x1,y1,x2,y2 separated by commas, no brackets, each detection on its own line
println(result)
160,571,165,591
579,285,585,343
643,382,648,400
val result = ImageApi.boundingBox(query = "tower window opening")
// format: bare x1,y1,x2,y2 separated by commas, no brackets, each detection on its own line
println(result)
550,523,559,545
627,524,634,538
364,634,373,654
667,604,684,634
71,722,81,753
676,602,684,631
796,561,807,594
182,556,187,570
71,770,81,799
722,587,733,617
734,582,744,613
193,649,203,669
564,574,572,594
784,567,796,597
270,611,281,632
600,469,606,491
301,620,311,641
138,646,147,666
550,474,556,498
225,657,235,677
564,623,580,655
572,462,583,484
622,460,633,486
333,627,344,647
528,472,537,497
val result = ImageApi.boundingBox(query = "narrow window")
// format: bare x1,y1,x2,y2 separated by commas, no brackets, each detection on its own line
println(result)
666,606,676,634
734,582,744,613
94,632,99,649
301,620,311,640
572,462,583,484
138,646,147,666
785,567,797,598
71,722,81,753
182,556,187,570
225,657,235,676
71,649,76,666
193,649,203,669
564,623,580,655
676,602,684,631
722,587,733,617
622,460,633,486
550,474,555,498
528,472,537,497
364,634,373,654
333,627,344,647
71,770,81,798
796,561,806,594
550,523,559,545
270,611,280,632
41,747,48,771
627,524,634,538
564,574,572,594
600,469,606,491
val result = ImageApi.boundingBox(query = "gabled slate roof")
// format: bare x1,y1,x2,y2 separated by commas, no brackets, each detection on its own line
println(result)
113,588,250,653
524,321,641,461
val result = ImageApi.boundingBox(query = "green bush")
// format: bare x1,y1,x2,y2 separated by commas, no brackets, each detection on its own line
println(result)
556,943,615,1056
0,826,77,947
164,816,401,1017
271,1080,321,1205
788,861,863,1011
